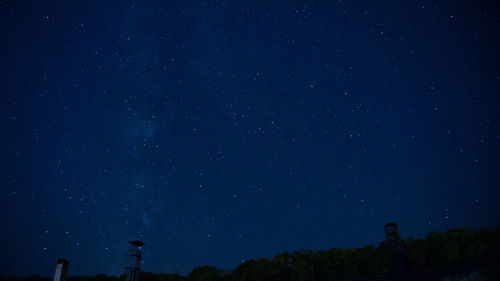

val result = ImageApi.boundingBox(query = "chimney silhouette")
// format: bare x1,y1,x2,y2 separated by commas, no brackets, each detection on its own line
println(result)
53,259,69,281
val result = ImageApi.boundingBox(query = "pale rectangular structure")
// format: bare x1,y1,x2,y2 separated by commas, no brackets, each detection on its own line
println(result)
53,259,69,281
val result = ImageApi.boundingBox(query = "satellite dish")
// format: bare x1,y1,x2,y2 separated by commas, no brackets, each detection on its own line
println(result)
128,240,144,246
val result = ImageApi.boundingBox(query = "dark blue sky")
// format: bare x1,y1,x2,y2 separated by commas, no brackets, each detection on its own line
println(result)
1,0,499,277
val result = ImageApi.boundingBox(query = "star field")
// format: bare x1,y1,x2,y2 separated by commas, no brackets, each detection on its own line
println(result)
1,0,499,277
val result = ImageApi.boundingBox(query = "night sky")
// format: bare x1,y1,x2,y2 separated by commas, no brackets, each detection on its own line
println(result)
1,0,499,278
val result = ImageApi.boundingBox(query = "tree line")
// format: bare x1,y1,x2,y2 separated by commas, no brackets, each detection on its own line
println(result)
2,226,499,281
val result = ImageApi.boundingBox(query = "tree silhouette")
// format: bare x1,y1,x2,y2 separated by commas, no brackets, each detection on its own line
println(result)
3,227,498,281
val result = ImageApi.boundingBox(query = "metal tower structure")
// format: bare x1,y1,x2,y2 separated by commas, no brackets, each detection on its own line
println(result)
384,222,402,253
384,222,408,274
125,240,144,281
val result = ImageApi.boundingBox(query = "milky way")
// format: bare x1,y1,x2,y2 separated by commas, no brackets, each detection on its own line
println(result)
1,0,499,277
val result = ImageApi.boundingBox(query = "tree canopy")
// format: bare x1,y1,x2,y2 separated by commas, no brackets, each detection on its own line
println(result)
2,227,498,281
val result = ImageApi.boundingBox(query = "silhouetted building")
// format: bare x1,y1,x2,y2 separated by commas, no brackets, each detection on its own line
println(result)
384,222,408,275
53,259,69,281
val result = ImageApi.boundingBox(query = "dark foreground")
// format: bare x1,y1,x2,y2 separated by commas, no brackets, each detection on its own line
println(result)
2,227,499,281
